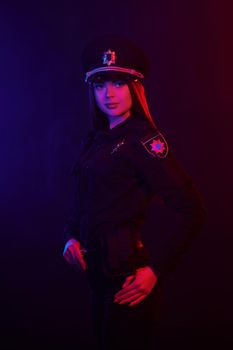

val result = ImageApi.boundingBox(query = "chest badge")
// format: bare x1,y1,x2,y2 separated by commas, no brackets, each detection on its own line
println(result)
111,139,125,155
141,132,168,158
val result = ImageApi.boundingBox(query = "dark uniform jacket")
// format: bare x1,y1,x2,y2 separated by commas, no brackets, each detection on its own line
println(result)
64,114,206,279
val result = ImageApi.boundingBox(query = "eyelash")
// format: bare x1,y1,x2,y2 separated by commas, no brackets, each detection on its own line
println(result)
94,81,125,89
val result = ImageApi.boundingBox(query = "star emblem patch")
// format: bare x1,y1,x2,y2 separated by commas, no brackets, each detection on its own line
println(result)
102,49,116,66
140,132,168,158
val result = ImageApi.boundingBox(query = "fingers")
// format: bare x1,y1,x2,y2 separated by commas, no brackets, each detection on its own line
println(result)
114,283,145,304
122,275,135,288
72,246,87,271
128,295,146,307
115,279,138,299
73,249,86,271
114,284,147,306
63,247,73,264
114,266,158,307
114,278,141,305
63,245,73,261
116,292,142,305
115,285,139,300
63,241,87,271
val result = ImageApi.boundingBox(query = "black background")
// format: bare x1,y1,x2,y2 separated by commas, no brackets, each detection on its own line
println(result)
1,0,232,349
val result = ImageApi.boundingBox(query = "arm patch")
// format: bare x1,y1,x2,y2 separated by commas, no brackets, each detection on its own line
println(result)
140,131,169,159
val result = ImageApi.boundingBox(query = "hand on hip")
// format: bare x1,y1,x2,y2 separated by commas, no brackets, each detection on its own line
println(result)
114,266,158,307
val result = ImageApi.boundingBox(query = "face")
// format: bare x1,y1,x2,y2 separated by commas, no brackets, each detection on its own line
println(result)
93,78,132,119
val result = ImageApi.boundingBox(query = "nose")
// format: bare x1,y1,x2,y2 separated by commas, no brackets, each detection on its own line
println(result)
105,82,115,98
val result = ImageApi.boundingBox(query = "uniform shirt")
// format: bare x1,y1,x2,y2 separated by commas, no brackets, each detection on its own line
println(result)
64,114,206,278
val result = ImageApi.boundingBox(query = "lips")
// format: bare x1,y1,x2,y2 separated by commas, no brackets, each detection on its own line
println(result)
105,103,119,109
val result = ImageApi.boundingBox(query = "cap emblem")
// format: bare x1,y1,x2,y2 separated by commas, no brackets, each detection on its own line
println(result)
102,49,116,66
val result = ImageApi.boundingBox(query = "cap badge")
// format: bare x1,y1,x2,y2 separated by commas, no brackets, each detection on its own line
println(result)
141,132,168,159
102,49,116,66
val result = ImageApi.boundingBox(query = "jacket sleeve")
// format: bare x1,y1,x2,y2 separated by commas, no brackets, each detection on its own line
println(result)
63,130,96,245
63,141,85,244
63,172,80,244
128,131,206,278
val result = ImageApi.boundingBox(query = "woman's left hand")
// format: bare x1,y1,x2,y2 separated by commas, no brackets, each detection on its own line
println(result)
114,266,158,307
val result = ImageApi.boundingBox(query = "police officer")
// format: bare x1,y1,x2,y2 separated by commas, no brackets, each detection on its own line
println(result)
63,35,206,350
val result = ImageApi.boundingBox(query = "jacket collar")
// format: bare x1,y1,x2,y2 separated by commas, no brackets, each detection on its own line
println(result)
94,114,152,140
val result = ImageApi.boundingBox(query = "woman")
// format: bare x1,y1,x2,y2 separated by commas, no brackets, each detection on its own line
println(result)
63,36,206,350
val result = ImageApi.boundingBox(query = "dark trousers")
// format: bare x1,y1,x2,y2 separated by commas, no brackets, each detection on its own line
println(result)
85,251,163,350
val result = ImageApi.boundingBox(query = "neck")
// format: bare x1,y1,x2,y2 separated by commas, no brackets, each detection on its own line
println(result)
108,111,131,129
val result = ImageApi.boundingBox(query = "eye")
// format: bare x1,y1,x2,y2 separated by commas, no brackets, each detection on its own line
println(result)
114,80,126,87
93,83,104,90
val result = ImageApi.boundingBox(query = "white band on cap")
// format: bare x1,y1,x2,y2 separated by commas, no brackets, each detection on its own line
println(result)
85,66,144,82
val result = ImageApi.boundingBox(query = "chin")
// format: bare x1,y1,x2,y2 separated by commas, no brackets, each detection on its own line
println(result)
105,111,122,117
105,109,128,118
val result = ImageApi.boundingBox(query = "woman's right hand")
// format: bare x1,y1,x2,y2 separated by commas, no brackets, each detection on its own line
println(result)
63,239,87,271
